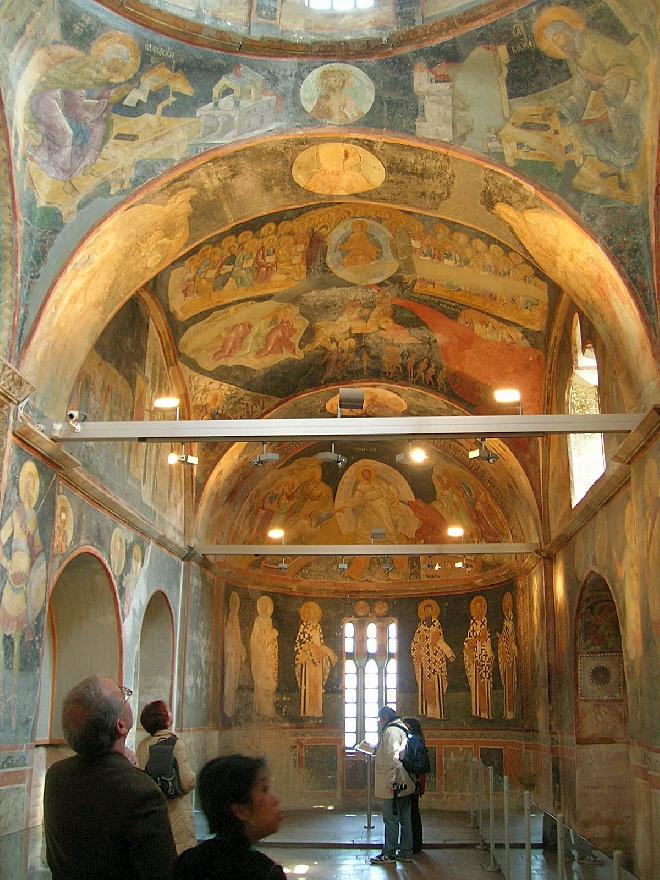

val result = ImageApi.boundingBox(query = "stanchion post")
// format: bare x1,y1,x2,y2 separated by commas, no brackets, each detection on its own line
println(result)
612,850,623,880
483,765,499,871
469,757,476,827
556,814,565,880
364,753,375,830
476,762,487,850
503,775,510,880
523,791,532,880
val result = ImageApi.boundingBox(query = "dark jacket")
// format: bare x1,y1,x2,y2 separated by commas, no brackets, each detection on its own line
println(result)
44,751,177,880
175,833,286,880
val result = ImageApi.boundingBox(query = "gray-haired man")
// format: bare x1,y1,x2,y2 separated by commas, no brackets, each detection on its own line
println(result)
44,675,177,880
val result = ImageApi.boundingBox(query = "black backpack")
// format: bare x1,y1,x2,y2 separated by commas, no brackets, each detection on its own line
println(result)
387,722,431,776
144,734,183,799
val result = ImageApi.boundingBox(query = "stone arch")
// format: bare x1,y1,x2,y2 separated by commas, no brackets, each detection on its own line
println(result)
573,571,632,857
134,589,175,728
18,134,657,418
36,549,122,741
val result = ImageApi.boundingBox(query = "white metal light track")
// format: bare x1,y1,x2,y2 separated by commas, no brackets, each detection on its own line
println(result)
48,414,642,443
195,543,539,556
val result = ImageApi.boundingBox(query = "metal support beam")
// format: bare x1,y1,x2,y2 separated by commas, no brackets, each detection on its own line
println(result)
48,414,642,444
195,543,539,557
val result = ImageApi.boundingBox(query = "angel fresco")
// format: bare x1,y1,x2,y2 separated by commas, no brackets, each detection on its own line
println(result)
16,32,141,182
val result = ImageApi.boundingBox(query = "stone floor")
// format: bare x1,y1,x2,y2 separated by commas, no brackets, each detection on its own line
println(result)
2,809,632,880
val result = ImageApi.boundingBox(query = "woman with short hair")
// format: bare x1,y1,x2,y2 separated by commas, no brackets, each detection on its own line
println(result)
136,700,196,854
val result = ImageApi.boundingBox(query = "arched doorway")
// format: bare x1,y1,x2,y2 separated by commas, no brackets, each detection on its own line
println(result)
37,551,121,741
574,572,632,855
134,590,174,727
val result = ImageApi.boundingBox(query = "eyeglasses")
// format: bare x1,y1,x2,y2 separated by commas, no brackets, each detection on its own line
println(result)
119,685,133,701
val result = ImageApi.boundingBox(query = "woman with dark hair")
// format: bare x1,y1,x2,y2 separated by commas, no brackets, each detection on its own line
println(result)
136,700,196,854
403,717,426,854
175,755,285,880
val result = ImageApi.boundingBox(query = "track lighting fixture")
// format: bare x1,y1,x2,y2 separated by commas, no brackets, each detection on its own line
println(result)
468,438,498,464
316,442,347,468
252,442,280,466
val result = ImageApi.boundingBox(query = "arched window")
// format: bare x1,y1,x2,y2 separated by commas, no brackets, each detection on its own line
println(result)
567,316,605,507
343,617,397,748
305,0,375,10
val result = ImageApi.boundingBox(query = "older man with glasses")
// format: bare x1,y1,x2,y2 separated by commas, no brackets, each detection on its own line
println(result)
44,674,177,880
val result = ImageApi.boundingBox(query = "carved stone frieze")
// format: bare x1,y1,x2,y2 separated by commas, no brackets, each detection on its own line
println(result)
0,358,33,408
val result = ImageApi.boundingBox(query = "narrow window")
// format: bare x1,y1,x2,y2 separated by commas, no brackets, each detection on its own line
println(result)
343,617,397,748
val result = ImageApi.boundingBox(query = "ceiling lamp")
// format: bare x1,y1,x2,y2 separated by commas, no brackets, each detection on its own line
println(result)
468,438,498,464
267,527,285,540
396,442,428,466
316,441,347,468
252,442,280,466
447,525,464,538
494,387,522,414
167,444,198,466
154,396,180,419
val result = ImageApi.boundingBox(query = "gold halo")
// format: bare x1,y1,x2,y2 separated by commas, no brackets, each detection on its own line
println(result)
534,6,585,59
257,594,273,616
18,461,40,508
470,595,487,619
418,598,440,620
90,32,141,83
300,601,321,623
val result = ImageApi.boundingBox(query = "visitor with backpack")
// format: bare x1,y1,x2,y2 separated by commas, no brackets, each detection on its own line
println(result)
137,700,197,854
365,706,415,864
402,718,429,853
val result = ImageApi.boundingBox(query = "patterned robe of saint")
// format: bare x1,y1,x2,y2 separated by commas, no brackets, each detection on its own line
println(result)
463,595,494,720
250,596,278,717
497,592,518,720
223,591,246,718
411,600,455,719
294,602,337,717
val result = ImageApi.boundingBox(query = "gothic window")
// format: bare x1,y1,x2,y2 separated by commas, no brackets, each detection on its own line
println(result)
343,617,397,748
567,316,605,507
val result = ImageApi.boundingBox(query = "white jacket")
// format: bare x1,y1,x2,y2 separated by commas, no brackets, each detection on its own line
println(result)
374,719,416,800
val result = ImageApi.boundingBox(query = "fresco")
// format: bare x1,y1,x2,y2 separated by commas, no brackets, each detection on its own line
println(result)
300,65,375,125
68,296,185,540
182,566,214,728
0,450,54,742
1,0,654,352
222,582,521,729
292,143,385,195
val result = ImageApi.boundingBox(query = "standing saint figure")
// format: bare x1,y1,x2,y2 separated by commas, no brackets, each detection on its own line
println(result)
294,601,337,717
250,595,278,717
497,591,518,720
463,595,494,720
0,461,47,728
223,591,246,718
411,599,455,719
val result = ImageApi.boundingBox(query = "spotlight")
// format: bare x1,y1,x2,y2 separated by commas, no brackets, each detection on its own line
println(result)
493,388,520,404
267,527,285,541
66,410,88,432
468,439,498,464
455,557,475,571
316,442,347,468
396,442,428,466
252,442,280,467
381,557,394,573
167,445,198,466
278,557,288,573
447,525,464,538
370,527,386,542
338,557,349,572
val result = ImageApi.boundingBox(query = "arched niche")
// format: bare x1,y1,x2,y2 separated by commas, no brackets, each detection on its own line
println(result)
38,551,121,741
135,589,174,724
573,571,632,856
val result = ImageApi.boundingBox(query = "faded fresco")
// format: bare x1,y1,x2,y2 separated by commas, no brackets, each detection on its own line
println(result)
183,566,214,729
67,296,185,540
0,0,654,352
0,449,54,743
221,583,520,729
